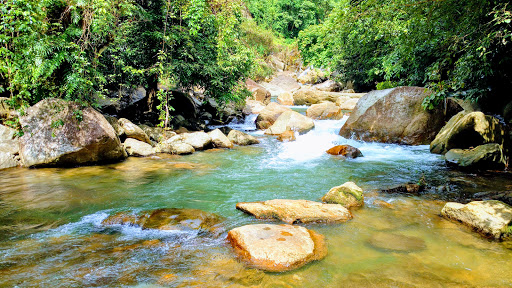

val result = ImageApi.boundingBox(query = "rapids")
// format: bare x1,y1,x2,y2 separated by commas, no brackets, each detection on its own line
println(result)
0,116,511,287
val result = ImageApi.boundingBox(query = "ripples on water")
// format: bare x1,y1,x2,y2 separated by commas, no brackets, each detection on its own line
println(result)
0,117,511,287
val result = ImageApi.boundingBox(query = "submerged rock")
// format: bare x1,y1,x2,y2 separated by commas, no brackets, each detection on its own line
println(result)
441,200,512,239
102,208,225,236
326,145,363,158
430,112,506,155
255,102,292,130
236,199,352,224
227,224,327,272
227,130,259,146
306,102,343,120
264,111,315,135
339,87,449,145
123,138,155,157
207,129,233,149
19,98,126,167
322,182,364,209
380,183,425,195
368,232,426,252
445,143,506,170
118,118,151,144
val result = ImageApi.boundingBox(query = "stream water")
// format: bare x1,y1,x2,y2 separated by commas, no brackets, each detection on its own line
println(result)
1,116,511,287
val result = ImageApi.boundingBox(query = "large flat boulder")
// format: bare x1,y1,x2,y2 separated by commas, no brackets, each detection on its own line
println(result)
430,111,506,154
445,143,506,170
264,111,315,135
227,224,327,272
246,79,271,105
339,87,447,145
255,103,292,130
441,200,512,239
236,199,352,224
19,98,126,167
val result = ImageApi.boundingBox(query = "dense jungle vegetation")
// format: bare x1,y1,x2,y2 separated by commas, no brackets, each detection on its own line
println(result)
1,0,511,117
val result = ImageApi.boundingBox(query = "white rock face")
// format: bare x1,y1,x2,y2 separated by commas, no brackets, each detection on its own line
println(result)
441,200,512,239
227,224,327,272
264,111,315,135
182,132,212,150
208,129,233,149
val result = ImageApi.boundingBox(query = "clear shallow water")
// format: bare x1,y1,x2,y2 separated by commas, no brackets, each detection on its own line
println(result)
0,117,511,287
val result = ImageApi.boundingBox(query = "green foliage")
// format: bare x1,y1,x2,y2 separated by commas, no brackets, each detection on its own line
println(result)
299,0,512,111
1,0,253,125
376,81,398,90
246,0,337,39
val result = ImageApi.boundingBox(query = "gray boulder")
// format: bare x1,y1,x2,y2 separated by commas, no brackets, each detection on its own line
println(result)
445,143,506,170
227,130,259,146
19,98,126,167
123,138,155,157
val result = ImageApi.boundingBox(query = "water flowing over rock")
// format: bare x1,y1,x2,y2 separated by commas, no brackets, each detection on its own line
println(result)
182,131,212,150
264,111,315,135
243,100,266,115
246,79,271,105
339,87,448,145
441,200,512,239
445,143,506,170
102,208,225,236
255,103,292,130
123,138,155,157
227,130,259,146
118,118,151,144
19,98,126,167
306,102,343,120
430,111,506,155
0,124,19,169
368,232,426,252
326,145,363,158
236,199,352,224
227,224,327,272
208,129,233,149
322,182,364,209
277,92,294,106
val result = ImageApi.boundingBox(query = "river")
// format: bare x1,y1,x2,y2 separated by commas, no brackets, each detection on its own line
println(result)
0,115,511,287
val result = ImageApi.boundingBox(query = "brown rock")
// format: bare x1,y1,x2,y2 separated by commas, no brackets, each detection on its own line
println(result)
277,92,294,106
313,80,342,92
277,129,296,142
246,79,271,105
227,224,327,272
255,102,292,130
306,102,343,120
326,145,363,158
236,199,352,224
264,111,315,135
